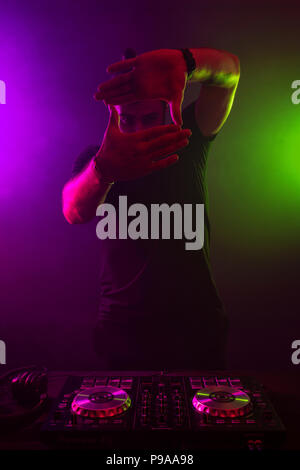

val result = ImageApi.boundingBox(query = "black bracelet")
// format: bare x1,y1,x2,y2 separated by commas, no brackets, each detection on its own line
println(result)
180,48,196,79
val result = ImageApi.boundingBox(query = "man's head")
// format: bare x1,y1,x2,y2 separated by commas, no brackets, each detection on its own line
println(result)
116,100,167,133
113,48,167,133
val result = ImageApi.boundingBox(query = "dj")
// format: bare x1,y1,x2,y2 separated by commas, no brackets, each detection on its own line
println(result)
62,48,240,370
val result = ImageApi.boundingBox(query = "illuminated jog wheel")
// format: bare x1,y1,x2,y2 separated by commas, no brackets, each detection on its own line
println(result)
192,386,252,418
71,386,131,419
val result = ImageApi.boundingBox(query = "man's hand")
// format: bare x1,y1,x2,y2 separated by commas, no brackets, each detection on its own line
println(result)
94,50,188,126
95,105,191,181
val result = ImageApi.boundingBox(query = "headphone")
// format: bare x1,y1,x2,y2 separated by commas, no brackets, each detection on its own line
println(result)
0,365,49,430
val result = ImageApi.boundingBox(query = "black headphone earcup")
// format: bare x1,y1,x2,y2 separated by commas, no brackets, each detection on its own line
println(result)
0,366,49,431
11,369,48,406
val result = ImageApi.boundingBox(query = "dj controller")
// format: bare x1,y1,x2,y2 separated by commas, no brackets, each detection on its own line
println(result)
41,373,286,449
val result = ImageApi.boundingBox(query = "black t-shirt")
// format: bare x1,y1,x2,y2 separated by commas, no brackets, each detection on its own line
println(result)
72,100,228,369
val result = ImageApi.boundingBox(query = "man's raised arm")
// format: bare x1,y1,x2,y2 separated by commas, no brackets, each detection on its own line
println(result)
95,48,240,132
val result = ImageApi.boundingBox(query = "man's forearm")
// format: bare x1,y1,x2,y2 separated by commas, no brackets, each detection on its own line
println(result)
188,48,240,87
62,158,112,224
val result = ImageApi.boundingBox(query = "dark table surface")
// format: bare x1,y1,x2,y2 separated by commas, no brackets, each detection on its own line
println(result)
0,370,299,451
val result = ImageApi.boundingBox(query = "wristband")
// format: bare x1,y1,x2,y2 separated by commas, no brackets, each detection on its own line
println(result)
92,156,114,185
179,48,196,79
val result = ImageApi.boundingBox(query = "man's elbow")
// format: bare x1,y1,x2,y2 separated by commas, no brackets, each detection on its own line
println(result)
62,203,84,224
62,192,85,224
228,53,240,75
62,197,95,224
62,183,84,224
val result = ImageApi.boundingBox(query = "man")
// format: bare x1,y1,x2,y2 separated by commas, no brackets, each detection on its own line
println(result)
62,47,240,370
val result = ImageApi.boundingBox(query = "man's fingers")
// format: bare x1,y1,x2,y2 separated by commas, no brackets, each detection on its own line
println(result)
138,154,179,178
107,105,120,129
96,73,132,97
100,93,138,105
138,124,181,141
94,82,133,101
149,154,179,171
145,137,189,162
169,98,183,127
97,72,132,93
106,58,137,74
143,129,191,154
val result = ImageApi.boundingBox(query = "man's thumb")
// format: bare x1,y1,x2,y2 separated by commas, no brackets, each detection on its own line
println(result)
170,98,183,127
108,104,120,129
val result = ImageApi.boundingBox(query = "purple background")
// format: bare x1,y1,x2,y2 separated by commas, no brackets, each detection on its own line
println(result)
0,0,299,371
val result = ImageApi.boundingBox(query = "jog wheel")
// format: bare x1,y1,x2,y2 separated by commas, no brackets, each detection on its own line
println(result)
71,386,131,419
192,386,252,418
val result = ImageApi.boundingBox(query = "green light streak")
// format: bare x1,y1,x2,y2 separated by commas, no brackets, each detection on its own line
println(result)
192,67,239,88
